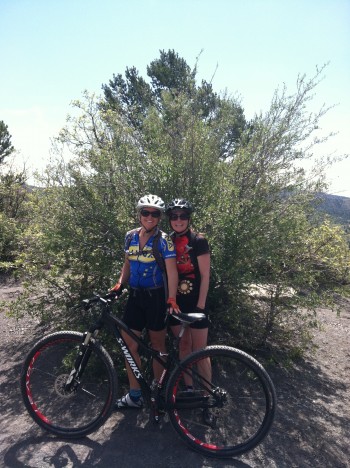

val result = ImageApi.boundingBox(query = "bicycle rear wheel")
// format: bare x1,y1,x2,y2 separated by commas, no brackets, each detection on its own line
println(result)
166,345,276,458
20,331,117,438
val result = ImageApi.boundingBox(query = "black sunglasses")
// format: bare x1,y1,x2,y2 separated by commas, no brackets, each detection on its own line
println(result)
169,213,190,221
140,209,161,218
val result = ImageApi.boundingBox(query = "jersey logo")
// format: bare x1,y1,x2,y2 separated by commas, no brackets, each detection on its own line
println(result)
166,236,175,252
128,245,155,263
178,279,194,295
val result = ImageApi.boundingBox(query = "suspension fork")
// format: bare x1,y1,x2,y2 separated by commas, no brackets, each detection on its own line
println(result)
64,331,97,391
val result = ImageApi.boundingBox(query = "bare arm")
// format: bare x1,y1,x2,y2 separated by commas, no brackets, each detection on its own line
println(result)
165,258,180,314
196,252,210,310
165,257,179,311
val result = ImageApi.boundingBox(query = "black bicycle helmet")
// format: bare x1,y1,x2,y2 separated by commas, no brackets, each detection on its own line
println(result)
166,198,194,215
137,194,165,211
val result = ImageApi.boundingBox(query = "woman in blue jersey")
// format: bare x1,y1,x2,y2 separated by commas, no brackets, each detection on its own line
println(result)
111,194,179,408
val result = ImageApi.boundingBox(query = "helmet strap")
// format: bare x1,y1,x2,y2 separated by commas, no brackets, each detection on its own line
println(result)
174,227,190,237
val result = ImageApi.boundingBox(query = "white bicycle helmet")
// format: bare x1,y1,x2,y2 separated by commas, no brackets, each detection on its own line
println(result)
137,194,165,211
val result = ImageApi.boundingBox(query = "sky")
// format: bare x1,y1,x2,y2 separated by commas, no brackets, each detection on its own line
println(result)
1,0,349,195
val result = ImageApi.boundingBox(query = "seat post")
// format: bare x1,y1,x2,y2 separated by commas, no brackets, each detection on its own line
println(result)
178,322,188,339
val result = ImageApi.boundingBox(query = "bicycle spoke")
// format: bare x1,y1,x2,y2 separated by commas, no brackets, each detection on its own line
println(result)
21,332,117,438
166,346,276,457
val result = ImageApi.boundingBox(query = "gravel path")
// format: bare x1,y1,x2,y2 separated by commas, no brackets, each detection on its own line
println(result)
0,278,349,467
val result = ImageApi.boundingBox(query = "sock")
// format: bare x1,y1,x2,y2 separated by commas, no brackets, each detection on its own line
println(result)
129,388,142,402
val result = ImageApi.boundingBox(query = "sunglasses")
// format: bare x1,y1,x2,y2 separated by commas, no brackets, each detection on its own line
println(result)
169,213,190,221
140,209,161,218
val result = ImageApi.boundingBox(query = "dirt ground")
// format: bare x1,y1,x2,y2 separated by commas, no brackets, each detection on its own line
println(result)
0,277,349,468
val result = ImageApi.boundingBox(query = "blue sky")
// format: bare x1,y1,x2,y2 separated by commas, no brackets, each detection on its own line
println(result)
1,0,349,195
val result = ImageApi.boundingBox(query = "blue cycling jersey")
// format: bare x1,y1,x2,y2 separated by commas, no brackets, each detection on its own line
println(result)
125,228,176,288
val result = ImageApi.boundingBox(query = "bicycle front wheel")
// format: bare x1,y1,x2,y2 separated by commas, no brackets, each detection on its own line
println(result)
20,331,117,438
166,345,276,458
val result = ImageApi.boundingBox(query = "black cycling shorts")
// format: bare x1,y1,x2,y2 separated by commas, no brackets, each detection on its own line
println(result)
123,287,167,332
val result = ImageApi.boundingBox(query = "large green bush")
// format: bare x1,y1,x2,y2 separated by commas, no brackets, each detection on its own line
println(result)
5,52,350,353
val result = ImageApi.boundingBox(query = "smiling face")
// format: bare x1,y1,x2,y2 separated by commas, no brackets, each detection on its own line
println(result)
169,209,190,234
139,207,161,231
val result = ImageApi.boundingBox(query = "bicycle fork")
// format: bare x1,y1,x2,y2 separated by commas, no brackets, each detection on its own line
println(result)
64,331,95,392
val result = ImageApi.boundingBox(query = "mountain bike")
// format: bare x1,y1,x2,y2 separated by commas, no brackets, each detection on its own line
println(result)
20,292,277,458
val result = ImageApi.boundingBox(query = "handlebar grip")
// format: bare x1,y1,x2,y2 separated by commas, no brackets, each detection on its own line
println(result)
76,291,121,310
103,291,118,300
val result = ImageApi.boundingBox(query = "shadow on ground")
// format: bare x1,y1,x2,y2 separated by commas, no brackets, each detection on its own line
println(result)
0,306,349,467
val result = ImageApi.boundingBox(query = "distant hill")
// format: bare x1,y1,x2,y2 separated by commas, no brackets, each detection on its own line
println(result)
317,193,350,224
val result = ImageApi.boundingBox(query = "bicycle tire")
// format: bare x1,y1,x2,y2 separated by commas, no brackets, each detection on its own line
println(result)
20,331,117,438
166,345,276,458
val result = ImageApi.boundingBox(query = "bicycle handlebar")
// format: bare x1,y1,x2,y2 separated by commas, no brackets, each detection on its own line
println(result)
77,293,205,325
77,291,118,310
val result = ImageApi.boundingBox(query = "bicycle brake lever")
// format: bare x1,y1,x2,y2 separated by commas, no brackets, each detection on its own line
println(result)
104,291,118,300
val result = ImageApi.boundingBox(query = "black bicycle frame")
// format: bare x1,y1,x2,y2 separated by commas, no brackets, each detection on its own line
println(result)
85,303,172,398
67,299,215,412
101,304,216,404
